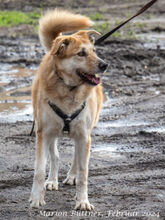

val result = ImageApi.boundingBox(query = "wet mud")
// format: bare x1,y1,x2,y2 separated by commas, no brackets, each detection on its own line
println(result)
0,0,165,219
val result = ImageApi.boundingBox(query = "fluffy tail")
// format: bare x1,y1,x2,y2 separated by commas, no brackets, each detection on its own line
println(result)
39,9,93,51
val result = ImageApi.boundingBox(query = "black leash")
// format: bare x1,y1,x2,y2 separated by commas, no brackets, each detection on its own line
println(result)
95,0,158,45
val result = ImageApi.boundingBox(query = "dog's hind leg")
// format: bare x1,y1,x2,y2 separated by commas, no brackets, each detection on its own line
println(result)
63,146,77,185
45,138,59,190
29,130,49,208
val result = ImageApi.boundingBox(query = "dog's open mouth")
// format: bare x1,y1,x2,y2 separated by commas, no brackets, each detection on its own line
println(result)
77,70,101,86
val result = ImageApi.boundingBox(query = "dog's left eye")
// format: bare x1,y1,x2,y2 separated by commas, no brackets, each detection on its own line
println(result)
77,51,86,57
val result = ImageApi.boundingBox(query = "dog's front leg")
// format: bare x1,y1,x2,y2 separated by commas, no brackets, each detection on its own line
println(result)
75,135,94,211
63,146,77,185
29,130,48,208
45,138,59,190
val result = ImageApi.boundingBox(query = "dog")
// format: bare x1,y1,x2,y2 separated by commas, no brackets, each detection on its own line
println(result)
29,9,108,211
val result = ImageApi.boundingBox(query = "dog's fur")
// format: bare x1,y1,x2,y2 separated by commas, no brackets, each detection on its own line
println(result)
29,9,107,210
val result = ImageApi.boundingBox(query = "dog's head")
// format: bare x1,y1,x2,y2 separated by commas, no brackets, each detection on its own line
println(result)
50,30,108,86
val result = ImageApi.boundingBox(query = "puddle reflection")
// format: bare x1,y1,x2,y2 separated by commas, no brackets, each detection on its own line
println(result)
0,64,36,122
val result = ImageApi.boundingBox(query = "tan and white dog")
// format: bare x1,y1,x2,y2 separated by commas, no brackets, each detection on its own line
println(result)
29,9,108,211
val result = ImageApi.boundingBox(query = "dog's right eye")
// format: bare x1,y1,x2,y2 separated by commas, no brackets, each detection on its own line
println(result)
77,51,86,57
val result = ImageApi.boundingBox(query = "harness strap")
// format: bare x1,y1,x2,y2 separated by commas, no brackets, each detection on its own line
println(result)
48,100,86,134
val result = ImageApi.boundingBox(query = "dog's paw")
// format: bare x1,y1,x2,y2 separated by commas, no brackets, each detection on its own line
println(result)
63,175,76,185
44,180,58,191
29,195,46,208
75,200,94,211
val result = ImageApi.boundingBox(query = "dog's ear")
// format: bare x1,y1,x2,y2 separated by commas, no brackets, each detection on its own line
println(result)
51,38,70,57
86,30,101,44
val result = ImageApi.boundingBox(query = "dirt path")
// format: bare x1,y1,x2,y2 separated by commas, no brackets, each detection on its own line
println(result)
0,0,165,219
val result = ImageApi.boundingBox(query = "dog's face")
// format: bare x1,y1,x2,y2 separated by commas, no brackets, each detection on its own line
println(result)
51,30,108,86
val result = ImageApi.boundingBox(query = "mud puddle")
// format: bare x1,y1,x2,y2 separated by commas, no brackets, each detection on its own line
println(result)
92,92,165,154
137,32,165,50
0,64,35,122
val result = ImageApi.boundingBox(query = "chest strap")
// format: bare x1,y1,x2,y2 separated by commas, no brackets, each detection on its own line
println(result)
48,100,86,134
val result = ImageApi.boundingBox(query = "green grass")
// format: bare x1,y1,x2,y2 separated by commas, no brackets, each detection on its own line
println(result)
93,22,110,34
111,31,122,38
134,22,146,29
0,11,41,27
89,0,95,5
90,12,103,21
0,10,138,39
127,28,136,39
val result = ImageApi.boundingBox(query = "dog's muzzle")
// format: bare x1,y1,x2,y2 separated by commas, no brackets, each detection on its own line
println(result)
76,60,108,86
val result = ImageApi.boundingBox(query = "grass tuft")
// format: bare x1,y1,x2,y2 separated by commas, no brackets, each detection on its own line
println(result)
90,12,103,21
93,22,110,34
0,11,41,27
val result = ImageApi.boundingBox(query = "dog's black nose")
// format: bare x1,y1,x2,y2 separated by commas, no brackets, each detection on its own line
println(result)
98,61,108,71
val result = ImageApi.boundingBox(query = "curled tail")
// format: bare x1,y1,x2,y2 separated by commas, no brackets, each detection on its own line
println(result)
39,9,93,51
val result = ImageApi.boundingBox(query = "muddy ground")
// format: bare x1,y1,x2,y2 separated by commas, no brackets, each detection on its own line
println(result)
0,0,165,219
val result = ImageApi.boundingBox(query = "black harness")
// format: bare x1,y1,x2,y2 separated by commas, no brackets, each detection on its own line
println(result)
48,100,86,134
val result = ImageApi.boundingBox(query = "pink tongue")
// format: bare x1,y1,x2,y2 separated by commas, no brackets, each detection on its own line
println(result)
86,74,100,84
94,77,101,84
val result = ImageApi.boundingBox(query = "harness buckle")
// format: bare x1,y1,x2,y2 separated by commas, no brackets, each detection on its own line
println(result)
65,117,71,122
63,130,69,134
63,118,71,134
